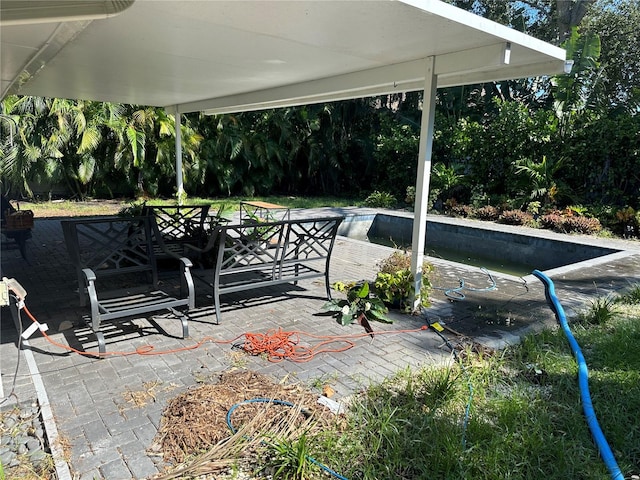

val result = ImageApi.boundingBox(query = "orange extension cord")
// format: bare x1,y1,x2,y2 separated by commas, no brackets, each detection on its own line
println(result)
22,305,429,362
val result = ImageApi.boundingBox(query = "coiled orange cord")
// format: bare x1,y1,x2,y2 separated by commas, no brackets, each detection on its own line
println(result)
22,305,428,361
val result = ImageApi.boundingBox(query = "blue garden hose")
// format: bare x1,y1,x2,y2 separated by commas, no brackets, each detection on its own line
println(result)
226,398,348,480
532,270,624,480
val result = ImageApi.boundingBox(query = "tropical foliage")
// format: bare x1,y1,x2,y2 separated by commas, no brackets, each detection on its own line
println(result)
375,251,434,313
1,0,638,226
321,281,392,326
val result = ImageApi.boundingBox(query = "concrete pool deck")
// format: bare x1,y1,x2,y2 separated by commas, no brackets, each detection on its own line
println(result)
1,208,639,479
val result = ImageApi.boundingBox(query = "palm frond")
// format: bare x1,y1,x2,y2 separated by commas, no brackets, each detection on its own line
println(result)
77,156,96,184
78,126,102,154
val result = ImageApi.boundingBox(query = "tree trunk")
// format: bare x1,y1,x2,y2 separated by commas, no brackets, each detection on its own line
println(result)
557,0,595,42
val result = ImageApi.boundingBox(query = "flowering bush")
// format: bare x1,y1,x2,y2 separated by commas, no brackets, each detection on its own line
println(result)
321,281,391,326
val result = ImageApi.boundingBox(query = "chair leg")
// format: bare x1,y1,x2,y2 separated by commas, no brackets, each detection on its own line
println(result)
170,308,189,338
95,331,106,357
180,314,189,338
325,271,332,299
214,295,222,325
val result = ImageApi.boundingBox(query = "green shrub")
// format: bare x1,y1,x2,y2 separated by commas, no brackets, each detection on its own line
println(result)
579,295,618,325
117,200,147,217
427,187,442,211
321,281,392,325
375,252,434,312
364,190,397,209
616,284,640,305
405,186,416,205
614,206,639,237
526,201,542,216
263,433,319,480
498,209,534,226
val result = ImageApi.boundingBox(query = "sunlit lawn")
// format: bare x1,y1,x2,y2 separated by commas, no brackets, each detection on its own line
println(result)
21,196,361,219
310,289,640,480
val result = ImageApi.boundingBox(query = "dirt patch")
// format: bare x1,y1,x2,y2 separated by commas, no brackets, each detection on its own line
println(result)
150,370,344,477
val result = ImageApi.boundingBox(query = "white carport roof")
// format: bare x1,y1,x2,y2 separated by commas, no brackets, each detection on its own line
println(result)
1,0,568,310
2,0,568,113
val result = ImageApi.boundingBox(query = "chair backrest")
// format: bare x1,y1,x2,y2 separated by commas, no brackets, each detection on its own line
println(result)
280,217,343,264
61,216,158,284
143,204,211,244
215,220,286,274
213,216,344,275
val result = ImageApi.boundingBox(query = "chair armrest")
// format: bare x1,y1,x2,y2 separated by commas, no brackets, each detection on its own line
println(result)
81,268,101,332
178,257,196,309
81,268,96,282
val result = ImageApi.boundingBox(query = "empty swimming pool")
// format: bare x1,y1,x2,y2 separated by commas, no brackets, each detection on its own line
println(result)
338,213,621,276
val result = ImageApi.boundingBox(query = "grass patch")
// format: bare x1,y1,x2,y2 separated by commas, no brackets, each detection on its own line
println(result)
616,283,640,305
20,199,124,218
20,196,360,220
126,195,359,211
310,302,640,479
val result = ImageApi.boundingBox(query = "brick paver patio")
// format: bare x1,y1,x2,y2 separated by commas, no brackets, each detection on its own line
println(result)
1,209,638,479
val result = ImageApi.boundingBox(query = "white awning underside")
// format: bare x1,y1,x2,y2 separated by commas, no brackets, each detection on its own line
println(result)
1,0,567,114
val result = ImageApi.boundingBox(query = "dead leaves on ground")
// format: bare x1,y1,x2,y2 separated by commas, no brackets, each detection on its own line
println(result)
149,370,344,479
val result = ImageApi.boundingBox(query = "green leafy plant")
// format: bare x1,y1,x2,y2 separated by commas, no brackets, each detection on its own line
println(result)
431,162,465,198
117,199,147,217
263,433,319,480
614,206,639,237
241,209,281,243
579,295,618,325
526,201,542,216
374,251,433,313
615,283,640,305
565,204,589,216
404,185,416,207
321,281,391,326
512,156,570,208
364,190,396,209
